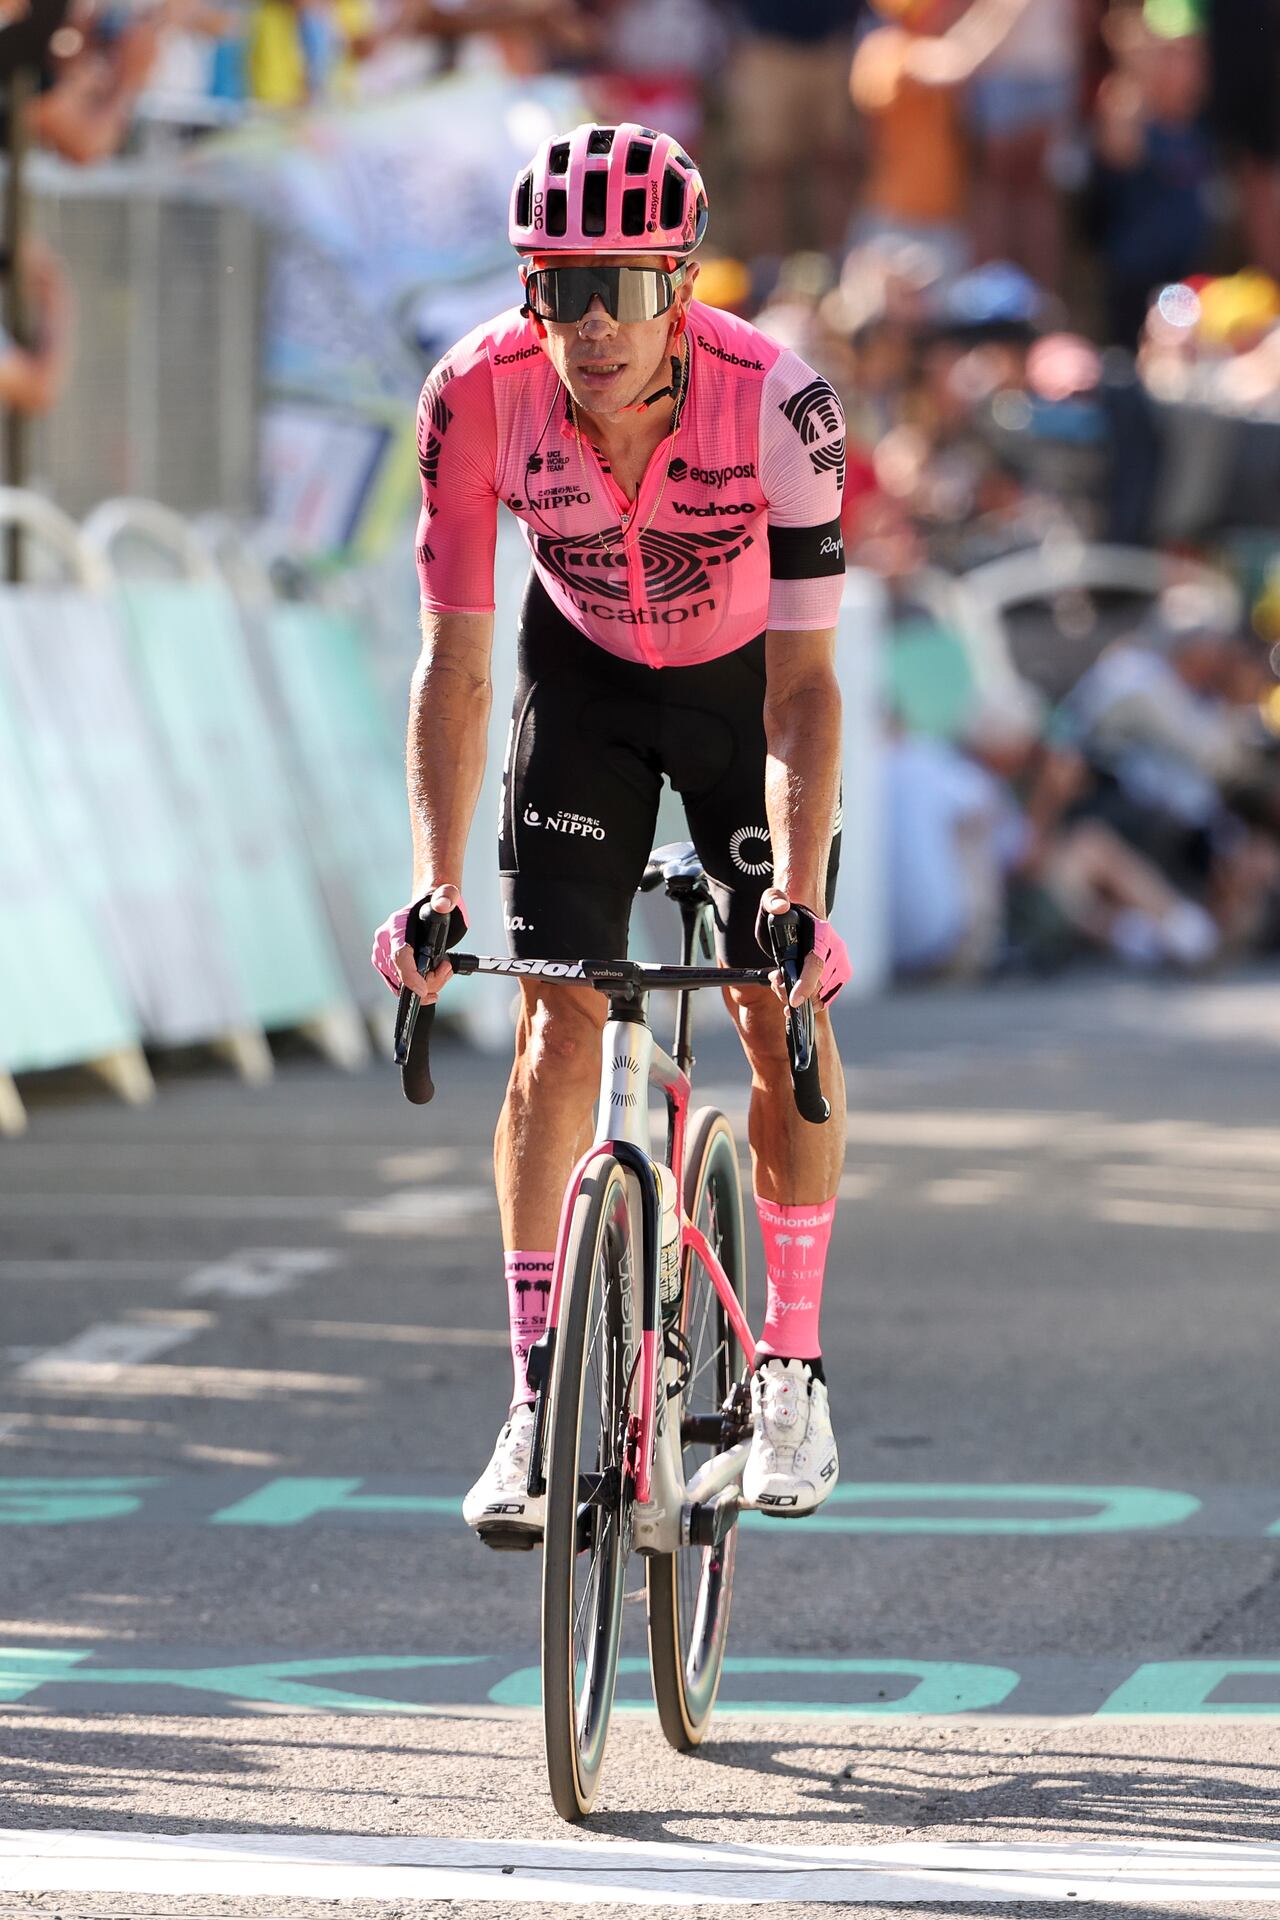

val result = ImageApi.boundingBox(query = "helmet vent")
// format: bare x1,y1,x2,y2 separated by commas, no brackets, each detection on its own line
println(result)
513,172,533,229
547,142,570,176
620,186,647,237
626,138,653,175
545,187,568,237
581,169,608,236
586,126,615,155
660,166,685,233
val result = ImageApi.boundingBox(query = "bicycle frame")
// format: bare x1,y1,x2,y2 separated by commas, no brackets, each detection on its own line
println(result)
531,889,757,1551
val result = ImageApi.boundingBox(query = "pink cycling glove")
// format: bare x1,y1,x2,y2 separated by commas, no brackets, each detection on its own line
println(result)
370,894,468,994
756,900,852,1007
807,912,852,1006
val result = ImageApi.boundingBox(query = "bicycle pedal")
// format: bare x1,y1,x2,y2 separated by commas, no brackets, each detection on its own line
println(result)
477,1524,542,1553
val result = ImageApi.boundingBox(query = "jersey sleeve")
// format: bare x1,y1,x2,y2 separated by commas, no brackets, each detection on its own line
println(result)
759,352,847,631
415,340,500,615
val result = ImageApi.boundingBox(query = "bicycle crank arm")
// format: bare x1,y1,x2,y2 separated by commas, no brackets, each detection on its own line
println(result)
682,1439,750,1509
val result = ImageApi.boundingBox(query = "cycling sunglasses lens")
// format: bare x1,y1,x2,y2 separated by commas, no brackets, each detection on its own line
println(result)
527,266,676,323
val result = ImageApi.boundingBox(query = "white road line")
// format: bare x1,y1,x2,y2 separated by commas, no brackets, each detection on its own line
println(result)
925,1170,1025,1208
281,1319,510,1348
180,1249,337,1300
838,1165,889,1201
3,1831,1280,1904
376,1148,462,1182
0,1261,186,1281
340,1187,492,1236
2,1195,358,1221
1095,1197,1276,1234
13,1317,204,1385
1099,1164,1280,1205
845,1111,1058,1151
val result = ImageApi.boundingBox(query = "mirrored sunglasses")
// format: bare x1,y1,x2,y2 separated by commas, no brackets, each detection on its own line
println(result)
523,263,684,325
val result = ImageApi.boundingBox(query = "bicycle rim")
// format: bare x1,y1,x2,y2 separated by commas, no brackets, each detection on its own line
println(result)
541,1156,635,1819
647,1107,746,1749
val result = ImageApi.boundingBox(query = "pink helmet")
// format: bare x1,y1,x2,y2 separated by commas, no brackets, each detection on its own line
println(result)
509,122,709,258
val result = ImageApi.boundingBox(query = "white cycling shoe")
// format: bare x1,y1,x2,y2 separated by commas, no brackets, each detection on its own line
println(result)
462,1402,546,1550
741,1357,839,1517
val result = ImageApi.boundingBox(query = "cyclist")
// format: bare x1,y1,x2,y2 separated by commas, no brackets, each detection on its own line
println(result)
373,122,850,1541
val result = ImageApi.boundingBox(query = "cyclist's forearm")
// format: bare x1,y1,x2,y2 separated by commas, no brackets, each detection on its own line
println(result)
407,612,494,892
762,642,842,908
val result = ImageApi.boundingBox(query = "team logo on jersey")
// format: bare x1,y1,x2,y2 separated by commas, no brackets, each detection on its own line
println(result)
729,825,772,877
418,363,455,489
696,335,764,371
533,528,753,605
672,500,756,518
421,362,455,436
668,458,757,489
780,378,846,490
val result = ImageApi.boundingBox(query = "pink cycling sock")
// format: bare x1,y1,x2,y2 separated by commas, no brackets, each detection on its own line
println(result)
506,1250,555,1408
754,1196,837,1362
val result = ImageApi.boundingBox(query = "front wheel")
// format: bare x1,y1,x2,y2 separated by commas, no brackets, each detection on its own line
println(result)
647,1107,747,1750
541,1155,637,1820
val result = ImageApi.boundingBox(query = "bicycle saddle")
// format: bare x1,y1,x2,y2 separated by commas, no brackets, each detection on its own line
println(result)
641,840,706,894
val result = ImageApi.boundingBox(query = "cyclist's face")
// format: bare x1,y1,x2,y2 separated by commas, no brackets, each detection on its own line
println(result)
532,252,698,419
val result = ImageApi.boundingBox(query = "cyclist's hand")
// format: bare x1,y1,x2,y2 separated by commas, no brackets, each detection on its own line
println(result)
757,890,851,1009
371,885,466,1004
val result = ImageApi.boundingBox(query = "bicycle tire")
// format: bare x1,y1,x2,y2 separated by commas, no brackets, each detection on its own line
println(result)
541,1155,637,1820
647,1107,747,1750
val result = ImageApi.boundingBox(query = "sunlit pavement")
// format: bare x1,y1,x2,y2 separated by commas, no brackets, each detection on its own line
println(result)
3,973,1280,1915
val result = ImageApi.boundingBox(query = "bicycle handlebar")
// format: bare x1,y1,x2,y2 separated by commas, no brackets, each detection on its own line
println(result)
393,915,829,1123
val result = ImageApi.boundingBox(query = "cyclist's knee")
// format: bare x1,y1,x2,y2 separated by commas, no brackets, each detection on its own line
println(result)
724,981,788,1071
515,982,605,1090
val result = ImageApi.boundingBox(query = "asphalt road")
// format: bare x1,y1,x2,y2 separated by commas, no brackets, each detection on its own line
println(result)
3,972,1280,1916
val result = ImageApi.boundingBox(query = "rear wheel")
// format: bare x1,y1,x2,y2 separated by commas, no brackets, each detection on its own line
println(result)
541,1156,636,1819
647,1107,747,1750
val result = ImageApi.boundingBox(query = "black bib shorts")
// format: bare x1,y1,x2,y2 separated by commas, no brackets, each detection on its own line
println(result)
498,573,841,968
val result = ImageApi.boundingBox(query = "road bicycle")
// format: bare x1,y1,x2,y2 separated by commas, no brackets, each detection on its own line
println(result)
393,844,826,1820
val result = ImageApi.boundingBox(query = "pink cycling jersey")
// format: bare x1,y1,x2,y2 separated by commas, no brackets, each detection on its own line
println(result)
414,299,846,669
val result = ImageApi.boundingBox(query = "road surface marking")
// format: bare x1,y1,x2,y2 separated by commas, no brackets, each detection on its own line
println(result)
5,1831,1280,1904
2,1194,364,1221
838,1166,888,1200
1099,1164,1280,1205
1095,1198,1275,1234
844,1112,1058,1150
340,1187,491,1236
0,1261,186,1281
375,1148,461,1181
13,1318,203,1385
279,1319,508,1349
180,1249,337,1300
925,1170,1024,1207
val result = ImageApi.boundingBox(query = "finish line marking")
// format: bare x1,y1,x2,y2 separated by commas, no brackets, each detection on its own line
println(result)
4,1832,1280,1905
